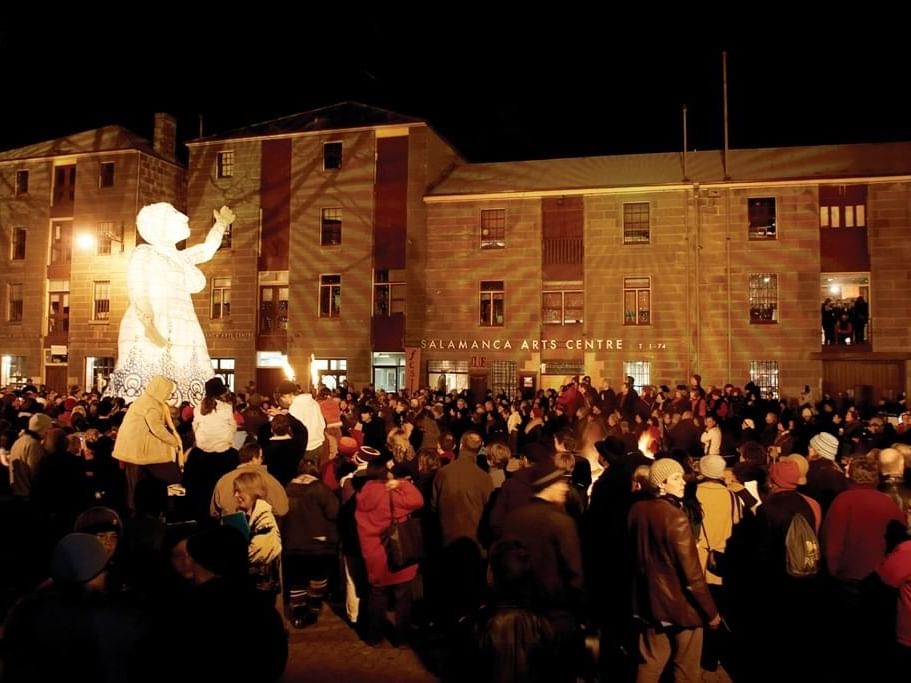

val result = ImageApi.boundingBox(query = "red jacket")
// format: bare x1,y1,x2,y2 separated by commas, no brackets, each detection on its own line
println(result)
879,540,911,646
355,479,424,586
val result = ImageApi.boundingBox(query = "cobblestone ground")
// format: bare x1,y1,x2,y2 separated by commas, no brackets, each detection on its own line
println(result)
281,603,444,683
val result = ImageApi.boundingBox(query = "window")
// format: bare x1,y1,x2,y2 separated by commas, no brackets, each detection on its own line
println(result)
259,285,289,334
85,357,115,393
372,353,402,393
624,361,651,389
479,280,505,327
320,208,342,245
11,227,26,260
93,281,110,320
99,161,115,188
211,358,236,392
623,276,651,325
542,285,583,324
319,275,341,318
211,277,232,319
48,283,70,334
323,142,342,170
1,355,27,387
15,170,28,195
749,360,780,399
96,221,114,255
216,150,234,178
219,222,233,250
749,273,778,323
315,358,348,390
428,360,470,394
820,185,867,229
8,284,23,322
748,197,777,240
50,221,72,265
480,209,506,249
53,165,76,205
491,360,518,400
374,270,405,316
623,202,650,244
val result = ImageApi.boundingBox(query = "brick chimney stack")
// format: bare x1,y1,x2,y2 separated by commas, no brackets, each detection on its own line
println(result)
153,113,177,161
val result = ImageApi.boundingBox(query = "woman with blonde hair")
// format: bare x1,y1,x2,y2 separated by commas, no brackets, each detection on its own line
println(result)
232,470,282,594
387,428,417,478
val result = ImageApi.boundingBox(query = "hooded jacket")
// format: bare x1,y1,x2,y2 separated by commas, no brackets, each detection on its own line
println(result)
112,376,181,466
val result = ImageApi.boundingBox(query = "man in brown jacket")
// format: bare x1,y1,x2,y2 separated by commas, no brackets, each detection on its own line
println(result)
628,457,719,683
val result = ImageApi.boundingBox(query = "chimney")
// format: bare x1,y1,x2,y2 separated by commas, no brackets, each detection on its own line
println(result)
153,112,177,161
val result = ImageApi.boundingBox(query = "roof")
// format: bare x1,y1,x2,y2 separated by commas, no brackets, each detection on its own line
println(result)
0,125,166,163
427,141,911,196
188,101,427,144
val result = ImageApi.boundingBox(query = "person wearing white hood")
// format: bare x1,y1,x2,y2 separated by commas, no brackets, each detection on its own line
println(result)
289,391,326,466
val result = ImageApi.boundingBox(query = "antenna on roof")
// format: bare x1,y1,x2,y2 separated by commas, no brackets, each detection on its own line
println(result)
198,114,204,138
722,51,730,180
682,105,689,182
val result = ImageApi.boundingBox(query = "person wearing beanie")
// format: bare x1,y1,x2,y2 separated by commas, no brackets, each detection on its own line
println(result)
112,375,182,510
780,454,809,486
7,412,52,498
805,432,848,516
627,457,719,681
809,432,839,461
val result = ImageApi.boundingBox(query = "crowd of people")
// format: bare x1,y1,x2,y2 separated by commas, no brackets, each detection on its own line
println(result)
1,371,910,682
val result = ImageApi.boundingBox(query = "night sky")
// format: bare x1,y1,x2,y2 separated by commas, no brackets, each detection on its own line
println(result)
2,16,908,163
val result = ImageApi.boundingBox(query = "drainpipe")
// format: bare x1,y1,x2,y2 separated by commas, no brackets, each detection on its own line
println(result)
694,184,702,372
725,189,732,383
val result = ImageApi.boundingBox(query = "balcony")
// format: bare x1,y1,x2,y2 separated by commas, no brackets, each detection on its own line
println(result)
821,318,872,353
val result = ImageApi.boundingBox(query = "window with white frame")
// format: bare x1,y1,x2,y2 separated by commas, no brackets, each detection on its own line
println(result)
319,275,341,318
85,356,115,393
99,161,115,188
623,276,651,325
8,284,23,322
749,273,778,323
623,361,651,389
748,197,777,240
1,354,27,387
479,280,505,327
320,208,342,245
259,285,289,334
11,227,26,260
50,221,72,265
323,142,342,170
93,281,110,321
374,270,405,316
96,221,115,255
211,277,232,319
15,170,28,196
216,150,234,178
542,284,583,324
750,360,780,399
623,202,650,244
48,281,69,334
211,358,236,392
480,209,506,249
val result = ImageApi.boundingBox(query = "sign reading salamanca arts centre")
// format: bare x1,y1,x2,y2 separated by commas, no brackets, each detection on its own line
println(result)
419,338,668,351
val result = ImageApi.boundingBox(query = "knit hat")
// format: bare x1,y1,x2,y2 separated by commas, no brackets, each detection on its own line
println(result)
809,432,839,461
51,533,109,584
338,436,359,457
530,460,567,492
699,455,726,481
204,377,227,397
769,460,800,490
74,506,123,535
649,458,685,489
781,454,809,485
187,526,249,579
28,413,52,435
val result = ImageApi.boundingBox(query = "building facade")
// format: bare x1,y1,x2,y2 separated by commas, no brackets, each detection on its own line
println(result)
2,104,909,404
0,114,184,393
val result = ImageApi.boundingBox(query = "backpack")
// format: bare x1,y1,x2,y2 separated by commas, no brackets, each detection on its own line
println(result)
785,512,820,578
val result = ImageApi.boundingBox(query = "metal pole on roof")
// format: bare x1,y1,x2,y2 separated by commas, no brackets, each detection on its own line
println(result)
683,105,689,181
723,51,730,180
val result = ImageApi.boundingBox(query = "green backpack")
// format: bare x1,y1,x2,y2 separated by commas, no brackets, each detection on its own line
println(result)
785,512,820,578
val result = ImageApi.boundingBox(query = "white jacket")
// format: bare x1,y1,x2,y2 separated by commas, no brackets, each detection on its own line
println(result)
193,400,237,453
289,393,326,451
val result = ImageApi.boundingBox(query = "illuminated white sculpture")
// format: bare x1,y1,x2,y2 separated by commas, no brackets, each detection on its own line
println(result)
106,203,235,404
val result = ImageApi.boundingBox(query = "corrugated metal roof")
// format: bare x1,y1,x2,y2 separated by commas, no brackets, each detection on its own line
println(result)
428,142,911,196
187,101,426,144
0,125,161,162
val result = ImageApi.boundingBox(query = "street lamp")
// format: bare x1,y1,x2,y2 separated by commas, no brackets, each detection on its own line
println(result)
75,229,125,254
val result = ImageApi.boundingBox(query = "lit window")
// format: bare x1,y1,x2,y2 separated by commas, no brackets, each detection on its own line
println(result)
319,275,341,318
748,197,777,240
480,209,506,248
93,281,111,321
479,280,505,327
8,284,23,322
211,277,232,319
211,358,236,392
216,150,234,178
320,208,342,245
323,142,342,170
624,361,651,389
749,273,778,323
750,360,779,399
99,162,115,188
623,276,651,325
623,202,650,244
